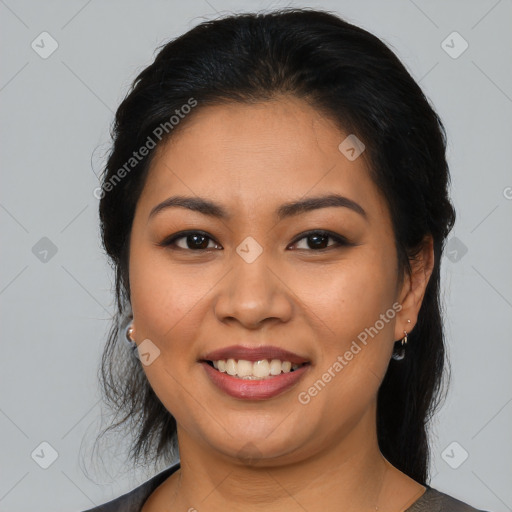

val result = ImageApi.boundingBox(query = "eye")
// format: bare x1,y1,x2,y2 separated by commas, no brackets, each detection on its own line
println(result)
158,229,351,252
288,230,350,251
158,231,222,251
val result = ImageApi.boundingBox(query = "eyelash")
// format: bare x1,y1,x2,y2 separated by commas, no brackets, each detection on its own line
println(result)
157,230,352,252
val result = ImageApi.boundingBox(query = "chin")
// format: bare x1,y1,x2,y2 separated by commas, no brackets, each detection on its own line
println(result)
196,421,312,465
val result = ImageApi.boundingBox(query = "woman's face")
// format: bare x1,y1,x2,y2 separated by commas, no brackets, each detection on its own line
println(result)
128,96,416,464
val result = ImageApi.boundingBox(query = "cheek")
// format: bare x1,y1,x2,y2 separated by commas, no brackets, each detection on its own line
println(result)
294,249,397,407
297,250,396,337
129,244,209,341
128,246,209,427
293,272,396,437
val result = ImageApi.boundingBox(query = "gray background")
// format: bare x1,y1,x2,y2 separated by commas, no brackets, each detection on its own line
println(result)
1,0,511,511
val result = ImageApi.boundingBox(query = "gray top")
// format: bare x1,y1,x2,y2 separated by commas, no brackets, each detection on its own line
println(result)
81,463,490,512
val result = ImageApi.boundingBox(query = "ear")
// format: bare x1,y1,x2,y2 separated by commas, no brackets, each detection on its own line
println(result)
394,235,435,340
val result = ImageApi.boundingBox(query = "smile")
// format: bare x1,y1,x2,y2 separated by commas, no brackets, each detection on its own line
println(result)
205,358,307,380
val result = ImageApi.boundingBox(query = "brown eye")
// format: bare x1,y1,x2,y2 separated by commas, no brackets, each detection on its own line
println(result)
158,231,221,251
289,230,350,251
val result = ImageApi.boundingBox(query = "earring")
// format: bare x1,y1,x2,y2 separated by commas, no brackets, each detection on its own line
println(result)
392,320,411,361
123,321,138,355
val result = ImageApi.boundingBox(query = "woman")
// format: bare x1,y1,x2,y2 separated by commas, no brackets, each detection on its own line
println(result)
84,8,491,512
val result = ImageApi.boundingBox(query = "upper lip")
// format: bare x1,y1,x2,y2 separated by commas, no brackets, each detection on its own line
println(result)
201,345,310,364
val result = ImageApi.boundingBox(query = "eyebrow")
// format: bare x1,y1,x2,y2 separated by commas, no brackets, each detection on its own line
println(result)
148,194,368,222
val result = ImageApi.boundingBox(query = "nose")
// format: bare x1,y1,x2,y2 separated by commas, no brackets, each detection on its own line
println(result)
213,252,293,330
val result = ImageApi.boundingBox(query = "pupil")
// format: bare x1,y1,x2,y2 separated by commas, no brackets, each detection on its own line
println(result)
309,234,328,249
189,234,208,249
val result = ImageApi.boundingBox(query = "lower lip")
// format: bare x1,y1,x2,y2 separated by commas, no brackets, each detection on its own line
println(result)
201,362,310,400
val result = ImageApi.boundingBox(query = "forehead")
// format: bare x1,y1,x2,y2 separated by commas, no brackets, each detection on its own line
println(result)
138,97,388,223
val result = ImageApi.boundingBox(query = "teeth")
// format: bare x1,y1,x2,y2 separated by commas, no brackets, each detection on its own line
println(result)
253,359,270,378
269,359,282,375
211,358,303,379
237,359,253,377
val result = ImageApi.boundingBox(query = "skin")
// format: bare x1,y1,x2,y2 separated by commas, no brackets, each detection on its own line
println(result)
127,95,435,511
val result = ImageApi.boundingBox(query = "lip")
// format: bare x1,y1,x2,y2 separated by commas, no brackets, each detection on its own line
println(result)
201,361,310,400
201,345,310,364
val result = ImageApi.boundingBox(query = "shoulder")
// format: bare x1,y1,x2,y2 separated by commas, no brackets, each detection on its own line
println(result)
406,486,492,512
79,463,180,512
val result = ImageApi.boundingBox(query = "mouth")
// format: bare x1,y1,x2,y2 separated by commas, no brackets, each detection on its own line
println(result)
201,358,310,380
200,344,311,380
199,345,311,400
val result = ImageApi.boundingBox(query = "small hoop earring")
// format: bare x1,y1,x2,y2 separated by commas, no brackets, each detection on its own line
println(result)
392,320,411,361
